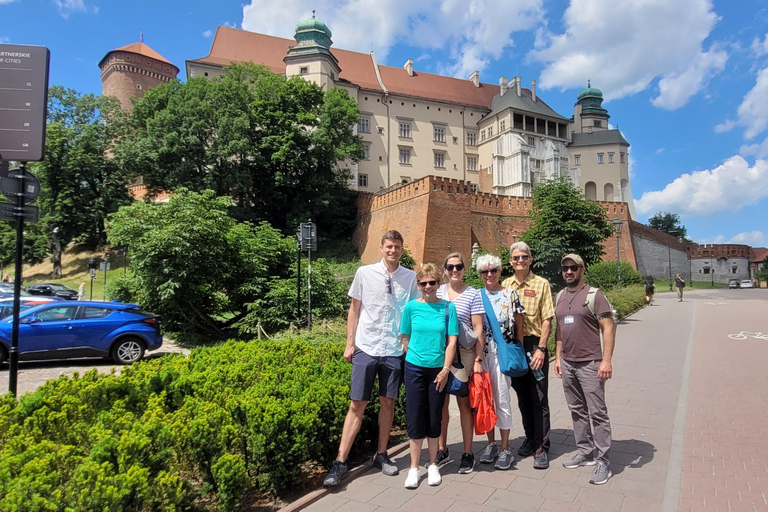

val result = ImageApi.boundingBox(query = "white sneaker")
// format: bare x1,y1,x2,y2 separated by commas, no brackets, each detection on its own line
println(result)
427,463,442,486
404,467,420,489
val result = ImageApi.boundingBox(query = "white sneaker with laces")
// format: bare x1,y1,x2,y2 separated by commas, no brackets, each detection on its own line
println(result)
404,467,420,489
427,464,442,486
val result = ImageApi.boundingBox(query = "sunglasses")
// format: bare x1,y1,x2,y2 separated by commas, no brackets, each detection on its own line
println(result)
445,263,464,271
385,275,392,294
419,280,438,287
480,268,499,275
511,255,530,261
561,265,582,273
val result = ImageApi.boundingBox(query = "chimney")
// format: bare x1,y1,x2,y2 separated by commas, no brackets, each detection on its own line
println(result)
515,76,521,97
404,59,413,77
469,70,480,88
531,79,537,102
499,76,508,96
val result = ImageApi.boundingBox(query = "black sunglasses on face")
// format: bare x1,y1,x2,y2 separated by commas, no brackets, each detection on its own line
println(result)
561,265,582,273
511,255,530,261
445,263,464,271
419,280,438,287
480,268,499,275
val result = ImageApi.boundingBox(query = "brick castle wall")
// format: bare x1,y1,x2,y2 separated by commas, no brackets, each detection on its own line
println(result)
100,51,178,111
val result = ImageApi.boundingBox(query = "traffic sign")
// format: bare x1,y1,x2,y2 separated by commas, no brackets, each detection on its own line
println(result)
0,169,40,200
299,222,317,251
0,44,50,162
99,262,110,271
0,202,38,222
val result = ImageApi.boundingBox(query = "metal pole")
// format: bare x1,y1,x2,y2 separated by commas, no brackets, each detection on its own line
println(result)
8,163,27,397
297,241,301,322
307,248,312,330
90,274,94,301
668,245,673,291
616,233,621,291
103,265,107,301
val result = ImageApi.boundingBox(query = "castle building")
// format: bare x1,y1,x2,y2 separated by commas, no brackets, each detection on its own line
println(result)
99,41,179,111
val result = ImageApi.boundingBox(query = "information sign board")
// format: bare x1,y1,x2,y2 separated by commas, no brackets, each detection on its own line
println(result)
0,44,50,162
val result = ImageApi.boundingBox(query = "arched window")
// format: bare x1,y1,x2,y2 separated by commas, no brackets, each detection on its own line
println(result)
604,183,614,201
620,178,629,202
585,181,597,200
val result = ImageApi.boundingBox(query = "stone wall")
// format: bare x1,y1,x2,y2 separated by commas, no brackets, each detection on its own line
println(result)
630,221,690,281
691,256,751,285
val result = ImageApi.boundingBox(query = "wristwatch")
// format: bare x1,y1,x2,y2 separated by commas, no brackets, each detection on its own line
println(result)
534,346,547,354
475,357,483,363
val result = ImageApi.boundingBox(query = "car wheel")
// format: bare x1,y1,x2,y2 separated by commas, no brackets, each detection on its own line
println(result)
112,337,145,364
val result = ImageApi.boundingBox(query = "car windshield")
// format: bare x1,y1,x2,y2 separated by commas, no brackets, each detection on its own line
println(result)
47,284,73,291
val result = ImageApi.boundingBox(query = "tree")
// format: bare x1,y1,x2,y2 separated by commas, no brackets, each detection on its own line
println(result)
116,63,364,237
521,177,615,284
106,189,296,339
31,86,132,275
0,222,49,278
648,212,688,239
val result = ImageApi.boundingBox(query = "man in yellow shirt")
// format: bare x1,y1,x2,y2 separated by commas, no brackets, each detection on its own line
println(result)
501,241,554,469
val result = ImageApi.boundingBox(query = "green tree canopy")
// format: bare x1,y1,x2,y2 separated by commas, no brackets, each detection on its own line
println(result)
648,211,688,239
521,177,615,284
107,189,295,338
116,63,364,237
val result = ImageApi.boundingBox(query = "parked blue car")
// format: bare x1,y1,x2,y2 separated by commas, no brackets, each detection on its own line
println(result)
0,301,162,365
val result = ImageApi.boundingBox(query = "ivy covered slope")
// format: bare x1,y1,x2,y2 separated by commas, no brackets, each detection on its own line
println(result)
0,337,405,512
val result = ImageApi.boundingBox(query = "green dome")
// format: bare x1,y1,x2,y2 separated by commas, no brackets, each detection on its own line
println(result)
577,81,603,101
294,13,332,48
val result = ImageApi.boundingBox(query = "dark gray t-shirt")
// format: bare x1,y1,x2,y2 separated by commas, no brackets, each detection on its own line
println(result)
555,285,612,362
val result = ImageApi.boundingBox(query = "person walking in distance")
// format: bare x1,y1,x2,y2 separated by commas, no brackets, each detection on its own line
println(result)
554,254,615,485
501,241,554,469
323,230,420,487
675,274,685,302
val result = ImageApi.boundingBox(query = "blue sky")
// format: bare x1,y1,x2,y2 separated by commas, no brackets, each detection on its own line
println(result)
2,0,767,247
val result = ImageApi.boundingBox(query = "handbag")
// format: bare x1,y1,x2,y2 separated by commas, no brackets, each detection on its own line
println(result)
444,302,469,397
480,288,528,378
458,320,478,348
469,370,497,434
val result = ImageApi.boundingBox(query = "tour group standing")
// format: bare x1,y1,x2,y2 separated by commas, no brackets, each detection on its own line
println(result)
324,231,616,489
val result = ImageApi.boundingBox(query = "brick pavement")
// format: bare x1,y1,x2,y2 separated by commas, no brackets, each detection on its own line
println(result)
301,288,767,512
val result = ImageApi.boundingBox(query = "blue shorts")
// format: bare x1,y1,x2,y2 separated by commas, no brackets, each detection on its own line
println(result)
350,349,404,401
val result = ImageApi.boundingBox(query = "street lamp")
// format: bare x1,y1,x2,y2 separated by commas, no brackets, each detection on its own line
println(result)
611,218,623,290
680,236,692,287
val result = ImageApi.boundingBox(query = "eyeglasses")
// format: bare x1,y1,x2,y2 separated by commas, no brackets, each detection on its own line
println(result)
511,255,530,261
479,268,499,275
445,263,464,271
561,265,582,273
419,280,438,287
385,275,392,294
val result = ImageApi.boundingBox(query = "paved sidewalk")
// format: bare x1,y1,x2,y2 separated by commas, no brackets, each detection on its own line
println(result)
304,288,766,512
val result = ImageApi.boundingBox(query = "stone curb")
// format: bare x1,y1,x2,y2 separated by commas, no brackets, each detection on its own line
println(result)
278,440,411,512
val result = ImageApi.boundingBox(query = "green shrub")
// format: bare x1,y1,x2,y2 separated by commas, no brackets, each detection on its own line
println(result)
584,260,643,290
0,338,404,511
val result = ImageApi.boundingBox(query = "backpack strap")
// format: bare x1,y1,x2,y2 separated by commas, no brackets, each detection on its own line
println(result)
585,287,598,317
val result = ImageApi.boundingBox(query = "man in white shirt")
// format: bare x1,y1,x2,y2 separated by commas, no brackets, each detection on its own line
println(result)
324,230,419,487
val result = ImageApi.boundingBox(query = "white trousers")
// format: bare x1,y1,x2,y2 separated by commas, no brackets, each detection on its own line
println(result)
483,342,514,431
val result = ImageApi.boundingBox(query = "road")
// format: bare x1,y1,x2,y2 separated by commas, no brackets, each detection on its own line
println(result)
298,286,768,512
0,338,189,396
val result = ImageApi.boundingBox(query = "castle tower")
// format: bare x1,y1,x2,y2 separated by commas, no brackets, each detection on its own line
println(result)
283,13,341,91
572,81,610,134
99,41,179,110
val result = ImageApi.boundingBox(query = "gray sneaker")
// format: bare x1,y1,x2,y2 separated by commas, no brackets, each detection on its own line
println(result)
533,447,549,469
562,453,597,469
479,442,499,464
323,460,349,487
373,452,399,476
494,449,514,470
589,460,612,485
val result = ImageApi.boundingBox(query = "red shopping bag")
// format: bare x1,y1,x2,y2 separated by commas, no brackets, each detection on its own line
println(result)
469,371,497,435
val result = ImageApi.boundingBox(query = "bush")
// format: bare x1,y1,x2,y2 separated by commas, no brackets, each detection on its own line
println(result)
0,338,405,511
584,260,643,290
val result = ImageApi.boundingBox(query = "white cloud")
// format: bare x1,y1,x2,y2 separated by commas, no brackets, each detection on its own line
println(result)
751,33,768,57
740,136,768,159
714,119,735,133
203,29,213,38
635,155,768,215
0,0,18,4
529,0,725,109
0,36,9,43
241,0,544,78
728,231,765,245
732,67,768,140
53,0,86,17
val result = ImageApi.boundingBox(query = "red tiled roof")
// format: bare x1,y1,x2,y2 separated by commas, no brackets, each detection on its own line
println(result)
751,247,768,263
99,42,179,73
188,26,500,109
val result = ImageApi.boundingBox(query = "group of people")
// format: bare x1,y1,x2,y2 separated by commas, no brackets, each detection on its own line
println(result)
323,230,616,491
644,273,686,304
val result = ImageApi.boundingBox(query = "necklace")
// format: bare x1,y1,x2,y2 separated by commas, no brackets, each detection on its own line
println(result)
563,284,588,312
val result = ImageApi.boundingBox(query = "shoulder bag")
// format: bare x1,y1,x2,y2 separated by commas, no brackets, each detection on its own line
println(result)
480,288,528,378
444,302,469,397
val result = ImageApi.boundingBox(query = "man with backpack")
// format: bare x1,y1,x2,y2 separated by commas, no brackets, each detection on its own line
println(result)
675,274,686,302
554,254,615,485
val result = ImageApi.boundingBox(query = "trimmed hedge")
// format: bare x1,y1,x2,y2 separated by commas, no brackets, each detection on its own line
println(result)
584,260,644,290
0,338,404,511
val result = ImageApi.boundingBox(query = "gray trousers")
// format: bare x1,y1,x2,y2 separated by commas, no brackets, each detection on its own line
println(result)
561,359,611,463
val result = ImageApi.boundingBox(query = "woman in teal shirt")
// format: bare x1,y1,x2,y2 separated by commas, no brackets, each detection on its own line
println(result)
400,263,459,489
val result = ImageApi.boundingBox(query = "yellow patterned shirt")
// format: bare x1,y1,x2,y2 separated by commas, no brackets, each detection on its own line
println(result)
501,272,554,337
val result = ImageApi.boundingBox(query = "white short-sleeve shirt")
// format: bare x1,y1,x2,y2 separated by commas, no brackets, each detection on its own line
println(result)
348,260,419,357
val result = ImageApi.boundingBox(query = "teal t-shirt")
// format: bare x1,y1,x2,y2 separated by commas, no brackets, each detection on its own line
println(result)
400,300,459,368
